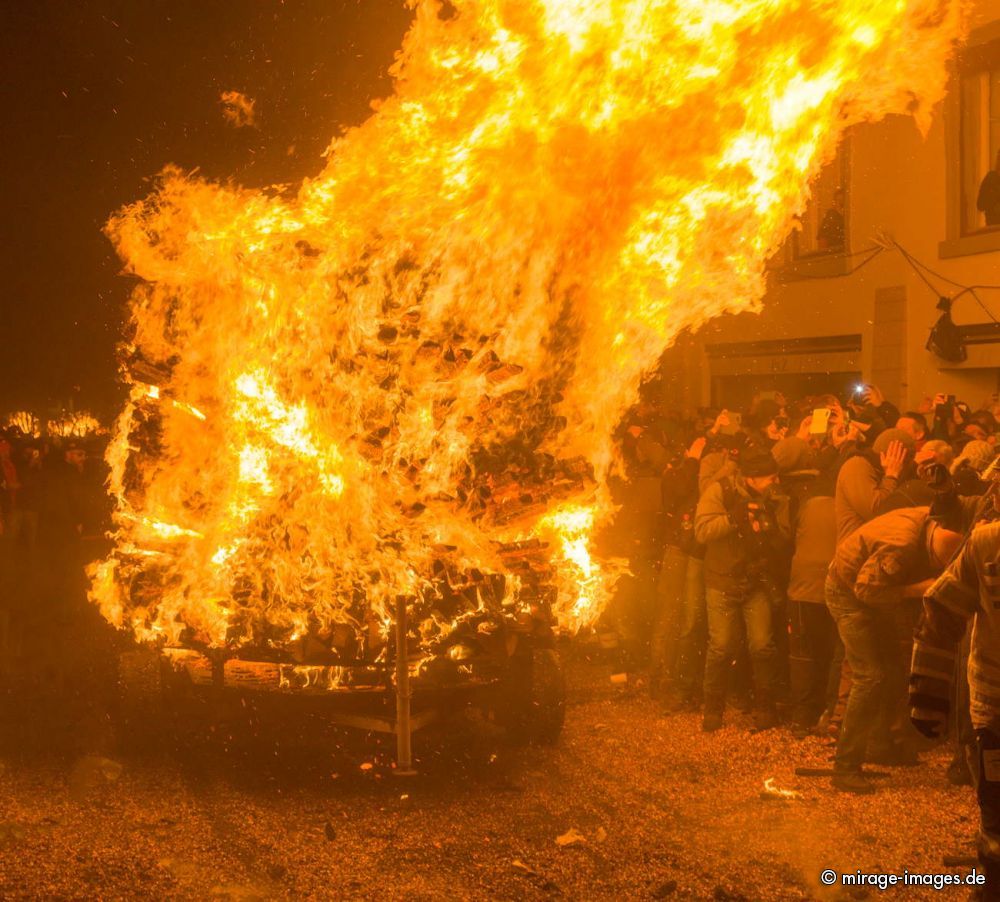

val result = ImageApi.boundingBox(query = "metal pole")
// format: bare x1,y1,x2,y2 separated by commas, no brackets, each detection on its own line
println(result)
394,595,416,775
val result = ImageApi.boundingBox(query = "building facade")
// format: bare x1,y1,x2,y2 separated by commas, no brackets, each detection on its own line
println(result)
664,2,1000,413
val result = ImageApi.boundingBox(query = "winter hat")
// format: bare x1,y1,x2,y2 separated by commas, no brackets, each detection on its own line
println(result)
771,436,812,473
952,439,995,474
872,427,916,455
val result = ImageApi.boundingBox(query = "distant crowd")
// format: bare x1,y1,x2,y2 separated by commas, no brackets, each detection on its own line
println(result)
0,434,108,559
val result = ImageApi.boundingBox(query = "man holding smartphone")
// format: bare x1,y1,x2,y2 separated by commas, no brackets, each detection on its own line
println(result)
849,383,901,438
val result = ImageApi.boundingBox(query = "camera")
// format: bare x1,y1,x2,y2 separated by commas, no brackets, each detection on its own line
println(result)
919,460,953,494
745,501,778,536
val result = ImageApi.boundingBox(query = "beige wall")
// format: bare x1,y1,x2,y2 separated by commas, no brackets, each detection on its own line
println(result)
671,2,1000,412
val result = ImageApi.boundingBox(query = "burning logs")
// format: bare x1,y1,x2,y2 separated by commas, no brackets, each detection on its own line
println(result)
97,256,602,661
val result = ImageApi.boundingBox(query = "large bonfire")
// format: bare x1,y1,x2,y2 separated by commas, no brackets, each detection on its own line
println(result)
91,0,961,660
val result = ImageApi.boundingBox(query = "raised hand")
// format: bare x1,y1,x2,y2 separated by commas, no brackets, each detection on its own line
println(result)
880,439,907,479
864,384,885,407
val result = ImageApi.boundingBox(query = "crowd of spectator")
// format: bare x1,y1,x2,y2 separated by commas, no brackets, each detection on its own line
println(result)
0,433,108,571
615,382,1000,806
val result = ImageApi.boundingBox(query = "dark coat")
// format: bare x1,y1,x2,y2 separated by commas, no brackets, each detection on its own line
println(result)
660,456,703,557
978,170,1000,226
834,450,901,544
695,475,791,594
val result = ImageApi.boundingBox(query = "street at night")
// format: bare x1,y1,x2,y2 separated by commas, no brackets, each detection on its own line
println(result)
0,656,979,900
7,1,1000,899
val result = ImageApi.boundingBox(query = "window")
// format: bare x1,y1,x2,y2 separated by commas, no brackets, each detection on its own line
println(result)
788,142,849,259
941,29,1000,259
768,140,851,278
960,52,1000,235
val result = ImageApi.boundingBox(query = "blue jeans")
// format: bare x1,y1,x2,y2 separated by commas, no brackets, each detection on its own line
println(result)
703,585,776,710
825,577,901,772
788,600,840,727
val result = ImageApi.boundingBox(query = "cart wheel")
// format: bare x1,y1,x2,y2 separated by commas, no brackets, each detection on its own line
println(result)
498,647,566,745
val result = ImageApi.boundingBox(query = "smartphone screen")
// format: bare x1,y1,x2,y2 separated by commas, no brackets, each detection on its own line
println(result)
809,408,831,434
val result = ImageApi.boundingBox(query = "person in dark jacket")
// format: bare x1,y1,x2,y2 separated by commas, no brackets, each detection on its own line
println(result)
845,384,899,443
977,150,1000,227
834,427,913,544
776,424,856,734
895,412,929,451
38,442,92,602
744,399,786,450
650,435,705,702
951,440,996,497
881,440,954,513
911,520,1000,896
825,507,963,794
694,448,791,732
816,187,846,251
9,444,43,551
698,412,745,496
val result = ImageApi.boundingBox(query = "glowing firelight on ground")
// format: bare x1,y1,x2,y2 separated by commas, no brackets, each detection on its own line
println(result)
91,1,961,651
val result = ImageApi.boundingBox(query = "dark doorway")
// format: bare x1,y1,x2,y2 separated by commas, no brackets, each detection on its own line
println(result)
710,371,863,410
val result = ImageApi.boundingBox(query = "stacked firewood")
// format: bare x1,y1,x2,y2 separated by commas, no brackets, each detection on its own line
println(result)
112,310,596,663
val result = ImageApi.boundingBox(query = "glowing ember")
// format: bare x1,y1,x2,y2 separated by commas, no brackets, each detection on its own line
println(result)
220,90,256,128
91,1,961,653
761,777,803,800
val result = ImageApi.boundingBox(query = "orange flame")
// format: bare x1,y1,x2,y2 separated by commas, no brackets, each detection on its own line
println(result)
46,411,102,439
92,0,961,650
5,411,41,439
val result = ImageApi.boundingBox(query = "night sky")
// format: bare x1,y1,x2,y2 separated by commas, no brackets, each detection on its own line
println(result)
0,0,412,419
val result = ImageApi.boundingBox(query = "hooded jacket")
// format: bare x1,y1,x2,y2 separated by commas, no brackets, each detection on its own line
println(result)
834,449,903,544
780,440,852,604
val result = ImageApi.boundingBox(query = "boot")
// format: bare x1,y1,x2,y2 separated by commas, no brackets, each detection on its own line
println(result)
702,711,723,732
702,695,724,732
815,708,837,739
731,692,753,714
946,750,973,787
752,689,779,732
661,691,698,715
832,770,875,795
753,704,778,732
972,855,1000,901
